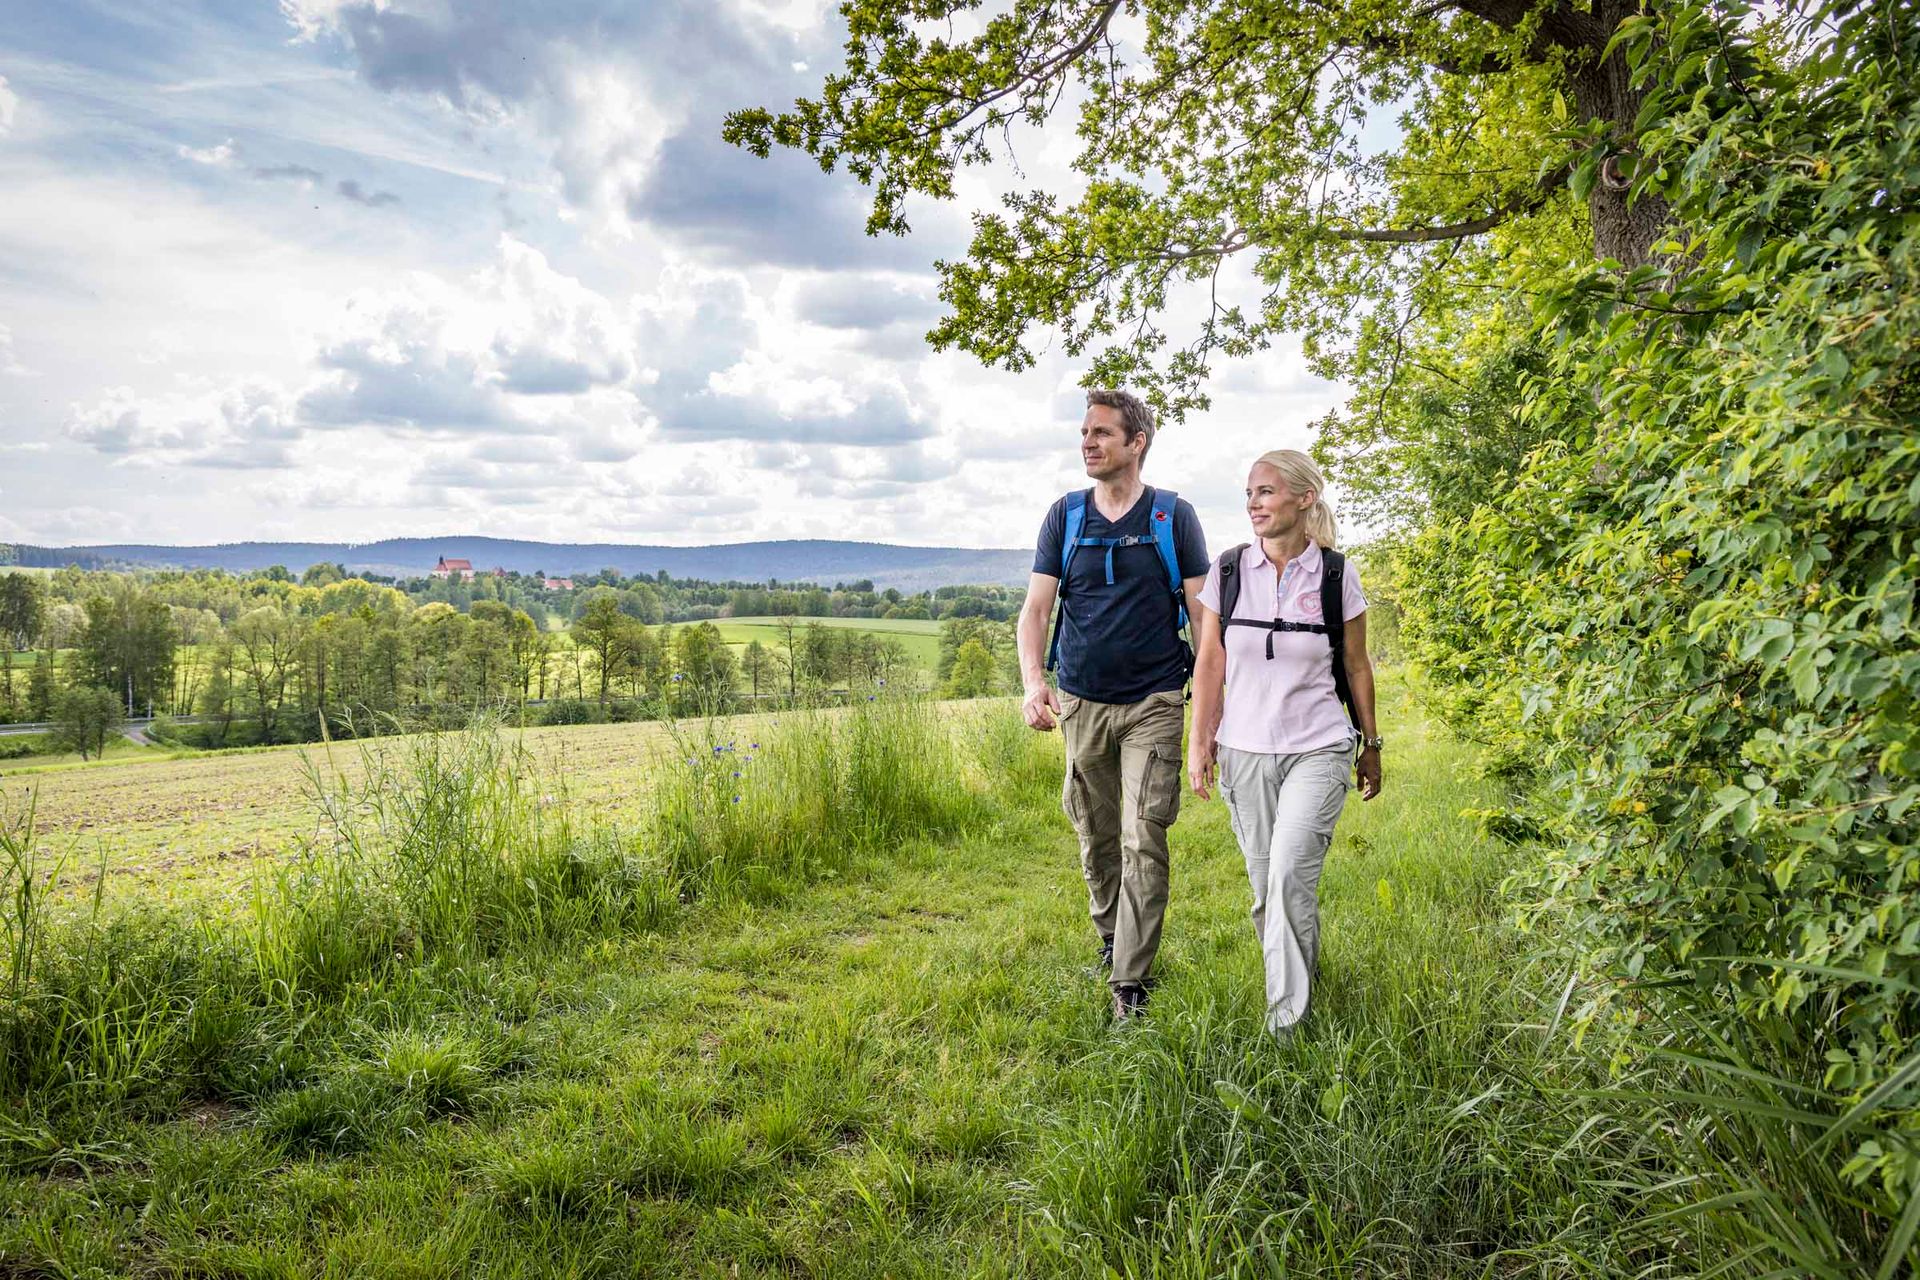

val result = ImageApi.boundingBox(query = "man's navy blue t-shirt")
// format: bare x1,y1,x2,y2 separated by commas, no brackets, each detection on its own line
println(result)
1034,487,1210,704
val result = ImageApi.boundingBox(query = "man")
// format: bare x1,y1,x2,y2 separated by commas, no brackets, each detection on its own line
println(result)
1017,388,1209,1021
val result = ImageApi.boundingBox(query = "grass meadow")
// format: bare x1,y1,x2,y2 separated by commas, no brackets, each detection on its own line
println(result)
700,616,944,673
0,678,1708,1277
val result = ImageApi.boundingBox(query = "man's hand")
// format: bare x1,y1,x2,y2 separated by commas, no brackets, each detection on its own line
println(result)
1357,747,1382,801
1023,682,1061,731
1188,739,1216,800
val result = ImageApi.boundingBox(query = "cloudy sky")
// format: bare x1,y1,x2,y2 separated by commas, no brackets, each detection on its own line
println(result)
0,0,1348,553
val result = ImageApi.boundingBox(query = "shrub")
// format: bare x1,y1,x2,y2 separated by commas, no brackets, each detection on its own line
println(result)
1387,5,1920,1268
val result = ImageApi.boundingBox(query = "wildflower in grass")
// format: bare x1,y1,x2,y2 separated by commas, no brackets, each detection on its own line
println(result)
731,771,740,779
672,673,684,682
731,795,740,803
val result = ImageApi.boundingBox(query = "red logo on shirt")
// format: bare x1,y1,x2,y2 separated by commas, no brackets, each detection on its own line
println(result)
1155,511,1168,521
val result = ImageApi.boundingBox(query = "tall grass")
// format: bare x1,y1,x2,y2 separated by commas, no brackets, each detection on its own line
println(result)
0,695,1037,1150
647,694,997,904
1584,991,1920,1279
250,724,675,1001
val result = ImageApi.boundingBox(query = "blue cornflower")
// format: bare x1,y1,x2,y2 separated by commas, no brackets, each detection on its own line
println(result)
672,673,684,682
731,795,741,804
731,771,740,779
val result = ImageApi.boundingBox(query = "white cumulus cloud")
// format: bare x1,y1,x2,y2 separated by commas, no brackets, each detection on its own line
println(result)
178,138,237,167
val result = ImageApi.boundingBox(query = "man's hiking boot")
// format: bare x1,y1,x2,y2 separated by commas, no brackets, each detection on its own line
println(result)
1111,983,1149,1022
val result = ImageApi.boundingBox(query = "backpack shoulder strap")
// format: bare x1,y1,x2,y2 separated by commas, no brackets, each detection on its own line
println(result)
1058,489,1089,579
1046,490,1092,672
1217,543,1249,623
1319,547,1357,725
1146,488,1187,629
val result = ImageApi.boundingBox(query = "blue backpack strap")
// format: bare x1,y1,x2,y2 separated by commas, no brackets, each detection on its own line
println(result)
1046,490,1091,672
1147,488,1188,630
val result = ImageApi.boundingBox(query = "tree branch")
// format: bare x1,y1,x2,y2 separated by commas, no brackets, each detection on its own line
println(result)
877,1,1123,145
1321,163,1572,243
1337,31,1506,76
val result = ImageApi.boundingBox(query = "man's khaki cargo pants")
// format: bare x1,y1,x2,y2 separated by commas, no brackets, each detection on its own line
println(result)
1058,688,1185,990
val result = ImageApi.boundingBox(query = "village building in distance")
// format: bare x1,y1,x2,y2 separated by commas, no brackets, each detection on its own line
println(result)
430,555,573,590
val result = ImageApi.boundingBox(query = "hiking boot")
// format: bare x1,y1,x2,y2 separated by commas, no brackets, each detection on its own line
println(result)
1111,983,1149,1022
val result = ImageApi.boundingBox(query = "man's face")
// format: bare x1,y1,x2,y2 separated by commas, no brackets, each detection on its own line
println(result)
1080,405,1142,480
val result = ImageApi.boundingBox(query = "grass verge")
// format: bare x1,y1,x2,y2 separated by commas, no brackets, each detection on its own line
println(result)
0,681,1694,1276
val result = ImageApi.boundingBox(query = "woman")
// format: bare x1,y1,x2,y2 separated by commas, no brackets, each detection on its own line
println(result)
1188,449,1382,1036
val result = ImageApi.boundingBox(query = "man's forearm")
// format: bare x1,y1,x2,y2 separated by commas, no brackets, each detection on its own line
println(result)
1017,606,1050,690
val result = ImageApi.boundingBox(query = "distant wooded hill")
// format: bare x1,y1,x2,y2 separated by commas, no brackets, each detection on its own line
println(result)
8,538,1033,592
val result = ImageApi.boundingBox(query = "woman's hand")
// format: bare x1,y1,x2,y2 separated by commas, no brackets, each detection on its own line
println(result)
1356,746,1382,801
1189,737,1217,799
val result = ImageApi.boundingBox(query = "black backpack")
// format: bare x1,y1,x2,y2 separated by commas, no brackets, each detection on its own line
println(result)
1214,543,1356,726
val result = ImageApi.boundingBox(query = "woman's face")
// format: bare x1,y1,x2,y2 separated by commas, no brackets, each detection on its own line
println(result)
1246,462,1311,538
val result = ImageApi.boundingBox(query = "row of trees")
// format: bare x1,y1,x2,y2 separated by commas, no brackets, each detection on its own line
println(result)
11,561,1027,637
2,570,1012,742
569,596,922,706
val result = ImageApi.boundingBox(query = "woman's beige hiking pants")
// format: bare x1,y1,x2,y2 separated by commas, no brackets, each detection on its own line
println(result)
1058,688,1186,991
1217,743,1353,1033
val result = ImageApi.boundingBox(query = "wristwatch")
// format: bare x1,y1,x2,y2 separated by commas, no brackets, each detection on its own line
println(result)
1361,735,1384,751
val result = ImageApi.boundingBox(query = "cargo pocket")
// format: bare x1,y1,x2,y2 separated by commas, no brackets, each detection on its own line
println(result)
1061,762,1086,828
1137,744,1182,827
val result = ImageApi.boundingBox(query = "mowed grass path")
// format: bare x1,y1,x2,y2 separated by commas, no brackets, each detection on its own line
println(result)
6,686,1605,1276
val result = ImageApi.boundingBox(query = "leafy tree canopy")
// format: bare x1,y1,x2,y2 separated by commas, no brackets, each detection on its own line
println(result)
729,0,1677,416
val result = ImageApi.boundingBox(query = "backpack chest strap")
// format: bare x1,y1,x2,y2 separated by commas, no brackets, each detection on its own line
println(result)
1068,533,1161,586
1222,615,1331,660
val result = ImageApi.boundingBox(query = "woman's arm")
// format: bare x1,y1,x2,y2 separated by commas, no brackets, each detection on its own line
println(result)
1189,600,1226,798
1343,612,1382,800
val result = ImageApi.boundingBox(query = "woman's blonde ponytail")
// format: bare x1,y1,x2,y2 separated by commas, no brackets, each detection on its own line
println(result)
1256,448,1338,549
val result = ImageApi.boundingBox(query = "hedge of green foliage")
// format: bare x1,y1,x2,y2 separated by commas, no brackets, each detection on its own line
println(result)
1392,0,1918,1210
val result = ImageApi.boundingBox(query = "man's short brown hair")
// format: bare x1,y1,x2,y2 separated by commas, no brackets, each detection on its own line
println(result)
1085,388,1155,456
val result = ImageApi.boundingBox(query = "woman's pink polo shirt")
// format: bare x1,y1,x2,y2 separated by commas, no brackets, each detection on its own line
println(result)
1195,540,1367,756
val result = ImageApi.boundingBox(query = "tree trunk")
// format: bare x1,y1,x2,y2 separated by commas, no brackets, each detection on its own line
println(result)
1569,55,1670,267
